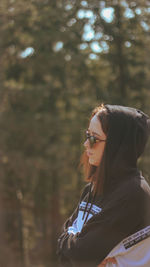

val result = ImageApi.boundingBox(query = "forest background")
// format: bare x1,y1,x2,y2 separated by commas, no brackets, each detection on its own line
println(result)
0,0,150,266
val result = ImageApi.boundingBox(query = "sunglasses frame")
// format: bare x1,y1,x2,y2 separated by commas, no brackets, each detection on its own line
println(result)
85,130,106,148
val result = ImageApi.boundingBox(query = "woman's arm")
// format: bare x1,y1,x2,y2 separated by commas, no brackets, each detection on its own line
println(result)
57,183,91,266
57,213,124,266
57,180,147,267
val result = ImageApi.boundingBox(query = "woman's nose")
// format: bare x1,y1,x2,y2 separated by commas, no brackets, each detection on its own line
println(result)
84,139,90,148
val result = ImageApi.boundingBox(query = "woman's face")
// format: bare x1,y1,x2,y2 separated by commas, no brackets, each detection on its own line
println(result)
84,114,106,166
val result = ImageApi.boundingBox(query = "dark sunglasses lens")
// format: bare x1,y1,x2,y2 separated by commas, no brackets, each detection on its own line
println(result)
89,136,95,147
86,132,95,147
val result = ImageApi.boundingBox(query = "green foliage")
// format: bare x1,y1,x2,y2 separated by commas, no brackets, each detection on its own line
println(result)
0,0,150,266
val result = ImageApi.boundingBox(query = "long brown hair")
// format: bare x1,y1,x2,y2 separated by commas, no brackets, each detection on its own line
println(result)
79,104,109,195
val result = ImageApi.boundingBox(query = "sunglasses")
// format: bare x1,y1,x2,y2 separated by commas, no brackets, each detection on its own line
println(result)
85,130,106,148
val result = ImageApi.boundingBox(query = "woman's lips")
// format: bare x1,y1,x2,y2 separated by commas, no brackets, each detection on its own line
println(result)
86,151,93,156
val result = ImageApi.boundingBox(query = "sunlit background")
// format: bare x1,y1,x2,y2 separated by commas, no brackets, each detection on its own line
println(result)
0,0,150,266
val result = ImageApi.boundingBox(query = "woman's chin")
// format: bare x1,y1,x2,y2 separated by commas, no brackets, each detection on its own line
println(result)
89,158,98,166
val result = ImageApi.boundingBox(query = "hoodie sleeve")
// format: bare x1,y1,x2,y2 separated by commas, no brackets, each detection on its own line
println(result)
57,206,79,267
57,183,91,266
57,179,150,267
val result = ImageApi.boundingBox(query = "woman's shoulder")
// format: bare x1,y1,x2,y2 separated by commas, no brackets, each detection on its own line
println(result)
130,173,150,198
120,173,150,205
109,173,150,205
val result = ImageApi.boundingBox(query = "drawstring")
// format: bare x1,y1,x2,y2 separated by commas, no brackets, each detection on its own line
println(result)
82,181,97,226
82,181,93,220
84,191,96,225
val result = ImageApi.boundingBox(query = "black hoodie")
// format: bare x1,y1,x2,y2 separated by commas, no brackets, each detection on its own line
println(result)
57,105,150,267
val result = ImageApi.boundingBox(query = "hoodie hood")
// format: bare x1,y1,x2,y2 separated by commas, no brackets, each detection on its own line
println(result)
83,105,150,224
57,106,150,267
103,104,150,191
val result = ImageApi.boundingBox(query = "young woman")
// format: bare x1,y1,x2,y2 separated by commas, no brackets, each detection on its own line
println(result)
57,104,150,267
